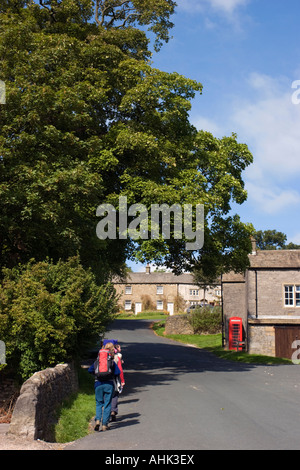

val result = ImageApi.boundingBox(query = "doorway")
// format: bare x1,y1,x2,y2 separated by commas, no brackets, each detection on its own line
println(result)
167,303,174,316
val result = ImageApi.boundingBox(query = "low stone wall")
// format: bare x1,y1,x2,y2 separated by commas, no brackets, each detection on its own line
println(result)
165,315,194,335
248,325,276,357
8,363,78,442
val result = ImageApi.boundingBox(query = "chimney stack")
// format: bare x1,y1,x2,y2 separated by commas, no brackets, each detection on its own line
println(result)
146,264,151,274
251,236,257,255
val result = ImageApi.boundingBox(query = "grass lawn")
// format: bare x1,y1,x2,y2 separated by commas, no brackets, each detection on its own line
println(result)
116,311,169,320
151,320,293,365
54,367,96,443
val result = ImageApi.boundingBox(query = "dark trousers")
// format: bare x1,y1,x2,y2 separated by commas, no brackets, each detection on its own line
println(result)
111,392,119,415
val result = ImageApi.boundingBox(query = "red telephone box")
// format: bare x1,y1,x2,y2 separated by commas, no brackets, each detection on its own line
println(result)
229,317,243,351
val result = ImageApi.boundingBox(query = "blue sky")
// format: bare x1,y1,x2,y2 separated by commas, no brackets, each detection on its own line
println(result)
149,0,300,246
131,0,300,271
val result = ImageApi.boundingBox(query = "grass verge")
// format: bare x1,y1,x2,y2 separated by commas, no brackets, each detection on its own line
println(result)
116,311,169,320
151,321,292,365
54,367,95,443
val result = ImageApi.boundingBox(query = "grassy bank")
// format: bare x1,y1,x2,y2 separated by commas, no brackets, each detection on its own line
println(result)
151,320,292,365
54,367,95,443
116,311,169,320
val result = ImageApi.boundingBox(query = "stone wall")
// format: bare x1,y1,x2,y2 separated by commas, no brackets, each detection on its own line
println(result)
8,363,78,442
165,315,194,335
247,269,300,317
115,282,180,313
248,324,276,356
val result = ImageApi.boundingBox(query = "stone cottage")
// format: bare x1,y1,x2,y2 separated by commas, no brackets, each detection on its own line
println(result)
222,238,300,359
114,265,221,315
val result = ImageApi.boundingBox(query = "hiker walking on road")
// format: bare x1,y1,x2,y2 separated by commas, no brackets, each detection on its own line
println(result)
88,342,121,432
111,343,125,422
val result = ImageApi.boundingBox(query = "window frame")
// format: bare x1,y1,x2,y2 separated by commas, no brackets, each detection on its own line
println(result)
284,284,300,307
189,289,199,296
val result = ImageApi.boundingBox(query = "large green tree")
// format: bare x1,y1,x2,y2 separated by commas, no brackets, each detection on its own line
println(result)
0,0,254,281
254,229,300,251
254,230,287,250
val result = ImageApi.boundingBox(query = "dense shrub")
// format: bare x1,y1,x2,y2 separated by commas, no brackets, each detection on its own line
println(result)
0,257,117,381
188,306,222,334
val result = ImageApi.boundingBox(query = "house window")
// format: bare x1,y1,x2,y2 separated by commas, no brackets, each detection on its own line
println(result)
189,289,199,296
157,300,163,310
284,285,300,307
125,300,132,310
125,286,132,295
157,286,163,295
296,286,300,307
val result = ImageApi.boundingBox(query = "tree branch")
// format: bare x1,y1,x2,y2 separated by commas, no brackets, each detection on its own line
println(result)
114,12,141,29
96,0,138,28
39,0,56,23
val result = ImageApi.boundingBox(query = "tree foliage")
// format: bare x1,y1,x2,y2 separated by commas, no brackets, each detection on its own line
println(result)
94,0,176,51
254,230,300,251
254,230,287,250
0,256,117,380
0,0,254,282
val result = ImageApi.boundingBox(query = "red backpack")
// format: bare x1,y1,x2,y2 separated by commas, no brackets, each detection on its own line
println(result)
94,348,114,380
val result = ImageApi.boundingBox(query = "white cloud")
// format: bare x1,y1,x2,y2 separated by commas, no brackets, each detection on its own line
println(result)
245,181,300,215
177,0,249,15
176,0,251,33
232,73,300,214
207,0,249,14
290,232,300,245
192,71,300,215
232,72,300,178
192,116,224,137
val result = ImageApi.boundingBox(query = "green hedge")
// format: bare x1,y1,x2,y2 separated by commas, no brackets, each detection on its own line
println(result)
188,306,222,334
0,257,117,381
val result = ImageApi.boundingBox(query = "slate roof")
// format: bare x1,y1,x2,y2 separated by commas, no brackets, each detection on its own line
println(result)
248,250,300,269
222,249,300,282
113,271,197,285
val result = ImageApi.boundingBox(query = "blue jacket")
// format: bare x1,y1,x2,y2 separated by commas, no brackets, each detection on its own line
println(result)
88,360,121,389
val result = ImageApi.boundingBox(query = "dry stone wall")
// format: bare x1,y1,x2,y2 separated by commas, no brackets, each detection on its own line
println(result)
165,315,194,335
8,363,78,442
248,324,276,356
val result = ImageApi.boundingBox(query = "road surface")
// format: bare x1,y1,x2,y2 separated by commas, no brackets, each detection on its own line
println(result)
66,319,300,451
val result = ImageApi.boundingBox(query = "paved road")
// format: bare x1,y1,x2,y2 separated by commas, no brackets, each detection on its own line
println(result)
66,319,300,451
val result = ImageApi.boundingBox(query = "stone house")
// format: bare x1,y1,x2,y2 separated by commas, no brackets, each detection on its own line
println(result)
222,238,300,359
114,265,221,315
